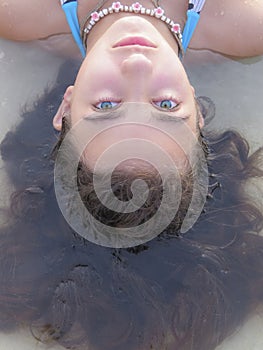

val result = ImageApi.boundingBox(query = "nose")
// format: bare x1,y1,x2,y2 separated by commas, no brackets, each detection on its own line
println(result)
121,54,153,99
121,53,153,74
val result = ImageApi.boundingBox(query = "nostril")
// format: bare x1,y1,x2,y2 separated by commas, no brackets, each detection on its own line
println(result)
121,54,153,75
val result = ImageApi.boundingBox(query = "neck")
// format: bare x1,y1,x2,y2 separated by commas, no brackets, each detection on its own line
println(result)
84,1,184,53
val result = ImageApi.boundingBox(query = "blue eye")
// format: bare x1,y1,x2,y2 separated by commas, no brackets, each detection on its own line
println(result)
95,101,119,110
154,99,178,110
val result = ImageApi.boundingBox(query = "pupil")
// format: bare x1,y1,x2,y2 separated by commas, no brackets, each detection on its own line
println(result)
161,100,172,109
101,101,112,109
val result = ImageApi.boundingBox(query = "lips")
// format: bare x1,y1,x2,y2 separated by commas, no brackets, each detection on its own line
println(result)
113,36,157,48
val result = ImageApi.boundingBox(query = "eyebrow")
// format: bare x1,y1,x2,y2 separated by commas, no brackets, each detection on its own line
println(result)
151,111,190,122
83,110,123,121
83,109,189,123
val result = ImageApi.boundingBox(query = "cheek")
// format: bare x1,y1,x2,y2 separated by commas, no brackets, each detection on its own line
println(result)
71,75,123,124
152,63,192,98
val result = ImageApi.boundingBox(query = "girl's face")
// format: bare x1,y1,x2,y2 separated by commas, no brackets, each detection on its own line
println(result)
54,16,203,170
71,16,197,124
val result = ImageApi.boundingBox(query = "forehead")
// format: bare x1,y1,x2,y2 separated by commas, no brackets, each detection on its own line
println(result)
82,102,196,122
69,103,199,155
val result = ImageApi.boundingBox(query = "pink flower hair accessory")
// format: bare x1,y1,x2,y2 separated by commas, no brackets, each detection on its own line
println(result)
171,23,181,34
132,2,142,13
154,7,164,18
112,2,122,11
90,12,100,22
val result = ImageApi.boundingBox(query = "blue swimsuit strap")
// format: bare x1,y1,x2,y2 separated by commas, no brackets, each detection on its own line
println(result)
61,0,206,57
60,0,86,57
182,0,207,52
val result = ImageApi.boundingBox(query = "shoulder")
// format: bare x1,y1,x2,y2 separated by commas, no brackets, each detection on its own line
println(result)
216,307,263,350
0,0,68,40
189,0,263,57
0,329,64,349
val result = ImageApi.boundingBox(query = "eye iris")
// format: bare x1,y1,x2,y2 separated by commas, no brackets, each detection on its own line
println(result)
100,101,113,109
160,100,172,109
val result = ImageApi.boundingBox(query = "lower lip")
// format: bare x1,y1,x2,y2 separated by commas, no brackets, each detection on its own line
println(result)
113,36,156,48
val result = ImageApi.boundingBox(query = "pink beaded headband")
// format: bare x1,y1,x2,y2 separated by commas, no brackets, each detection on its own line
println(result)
82,1,183,54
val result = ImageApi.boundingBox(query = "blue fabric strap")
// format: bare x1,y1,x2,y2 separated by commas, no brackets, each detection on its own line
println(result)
182,0,207,52
61,0,206,56
182,10,200,52
61,0,86,57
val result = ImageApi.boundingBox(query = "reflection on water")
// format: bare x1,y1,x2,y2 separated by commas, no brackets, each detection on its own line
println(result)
0,39,63,214
184,49,263,151
0,39,263,350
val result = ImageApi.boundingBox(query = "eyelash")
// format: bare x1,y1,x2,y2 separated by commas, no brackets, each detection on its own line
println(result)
152,95,180,111
93,96,180,110
93,97,121,110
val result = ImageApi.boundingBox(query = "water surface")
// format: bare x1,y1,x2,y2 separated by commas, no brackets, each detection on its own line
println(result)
0,39,263,350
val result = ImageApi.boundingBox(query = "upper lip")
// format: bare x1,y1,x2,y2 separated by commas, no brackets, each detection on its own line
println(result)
113,36,157,48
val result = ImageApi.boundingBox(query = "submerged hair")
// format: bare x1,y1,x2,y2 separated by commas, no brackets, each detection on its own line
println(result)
0,61,263,350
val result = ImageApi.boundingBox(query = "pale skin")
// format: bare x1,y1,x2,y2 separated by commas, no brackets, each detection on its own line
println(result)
1,0,263,168
1,0,263,56
52,14,204,170
0,3,263,349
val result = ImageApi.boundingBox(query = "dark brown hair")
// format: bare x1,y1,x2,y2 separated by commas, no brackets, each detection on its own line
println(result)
0,61,263,350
